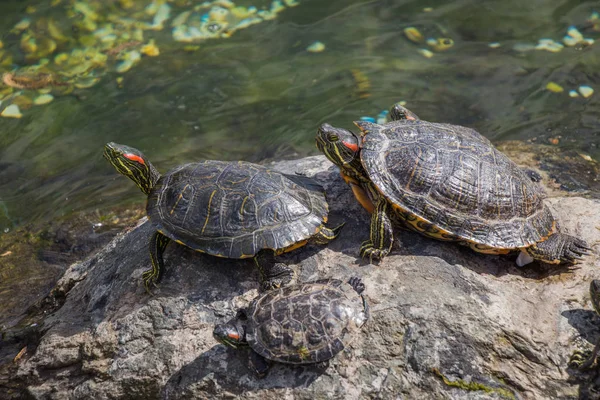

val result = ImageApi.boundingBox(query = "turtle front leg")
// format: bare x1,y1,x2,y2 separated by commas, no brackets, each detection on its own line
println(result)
569,338,600,370
360,198,394,262
144,231,171,294
249,349,271,378
254,250,294,291
526,233,590,265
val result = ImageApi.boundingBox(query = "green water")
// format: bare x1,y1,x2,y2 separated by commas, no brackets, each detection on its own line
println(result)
1,0,600,233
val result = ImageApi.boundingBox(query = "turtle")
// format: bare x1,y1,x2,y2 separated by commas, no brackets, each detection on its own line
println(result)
315,104,590,265
569,280,600,370
103,142,343,293
213,276,369,377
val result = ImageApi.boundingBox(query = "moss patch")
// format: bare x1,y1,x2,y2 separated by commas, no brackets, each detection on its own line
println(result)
432,368,516,400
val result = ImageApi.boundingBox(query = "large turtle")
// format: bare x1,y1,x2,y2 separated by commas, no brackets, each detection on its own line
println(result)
213,276,369,377
103,142,342,292
315,105,590,265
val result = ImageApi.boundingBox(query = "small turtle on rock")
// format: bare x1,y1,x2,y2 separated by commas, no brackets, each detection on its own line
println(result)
569,280,600,370
316,104,590,265
103,143,342,293
213,277,369,377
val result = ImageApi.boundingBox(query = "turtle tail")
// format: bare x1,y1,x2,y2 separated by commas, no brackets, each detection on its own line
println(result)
526,233,590,264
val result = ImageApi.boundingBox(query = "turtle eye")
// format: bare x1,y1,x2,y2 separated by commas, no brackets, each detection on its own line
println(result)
327,133,339,142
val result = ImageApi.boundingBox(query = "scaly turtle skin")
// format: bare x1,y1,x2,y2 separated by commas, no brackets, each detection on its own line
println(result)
569,280,600,370
103,143,342,293
316,104,590,265
213,277,369,377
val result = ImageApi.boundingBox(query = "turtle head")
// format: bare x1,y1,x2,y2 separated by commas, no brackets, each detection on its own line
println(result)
103,142,160,195
389,104,420,122
590,280,600,316
316,123,361,168
213,323,247,349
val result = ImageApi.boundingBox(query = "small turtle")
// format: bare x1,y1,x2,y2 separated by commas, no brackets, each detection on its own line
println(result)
103,143,342,292
213,277,369,377
569,280,600,370
315,104,590,265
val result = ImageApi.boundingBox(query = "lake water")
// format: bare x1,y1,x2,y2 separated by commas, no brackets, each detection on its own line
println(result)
1,0,599,234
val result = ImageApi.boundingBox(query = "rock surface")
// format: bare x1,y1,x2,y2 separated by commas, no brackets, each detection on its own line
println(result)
5,155,600,399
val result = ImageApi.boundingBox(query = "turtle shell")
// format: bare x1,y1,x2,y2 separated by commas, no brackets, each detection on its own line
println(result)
246,279,368,364
360,120,555,249
146,160,328,258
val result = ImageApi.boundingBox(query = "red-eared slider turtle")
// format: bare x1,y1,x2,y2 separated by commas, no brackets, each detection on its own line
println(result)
569,280,600,370
213,277,368,377
315,104,590,265
103,143,342,292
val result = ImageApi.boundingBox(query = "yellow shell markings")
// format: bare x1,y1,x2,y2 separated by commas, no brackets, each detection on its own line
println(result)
359,144,545,253
297,346,311,360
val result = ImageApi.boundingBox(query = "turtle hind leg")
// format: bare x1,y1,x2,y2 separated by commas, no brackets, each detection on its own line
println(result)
310,223,345,245
249,350,271,378
254,250,294,292
527,233,591,264
144,231,171,294
360,198,394,262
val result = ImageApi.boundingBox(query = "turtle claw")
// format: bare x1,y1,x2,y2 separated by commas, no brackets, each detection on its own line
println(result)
142,268,159,295
359,240,389,262
569,349,594,369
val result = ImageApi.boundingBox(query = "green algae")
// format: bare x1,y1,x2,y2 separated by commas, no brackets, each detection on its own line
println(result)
432,368,516,400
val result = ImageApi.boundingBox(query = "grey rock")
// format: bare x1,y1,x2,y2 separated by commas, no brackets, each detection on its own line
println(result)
10,156,600,399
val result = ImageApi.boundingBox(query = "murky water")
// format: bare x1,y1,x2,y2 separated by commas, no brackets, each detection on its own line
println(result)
1,0,600,233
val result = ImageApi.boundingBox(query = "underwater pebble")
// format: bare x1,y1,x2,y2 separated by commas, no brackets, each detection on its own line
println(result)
563,35,579,47
423,7,433,12
578,85,594,98
427,37,454,51
567,26,584,41
569,90,580,98
33,94,54,105
13,18,31,32
488,42,501,48
513,43,536,52
548,137,560,145
545,82,564,93
536,39,563,52
417,48,434,58
1,104,22,118
116,50,141,73
271,1,286,13
580,153,593,162
306,41,325,53
141,40,159,56
172,11,191,27
404,27,424,43
151,4,171,30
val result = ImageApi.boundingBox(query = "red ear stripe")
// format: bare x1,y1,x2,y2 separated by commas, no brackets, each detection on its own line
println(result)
342,141,359,152
124,153,146,165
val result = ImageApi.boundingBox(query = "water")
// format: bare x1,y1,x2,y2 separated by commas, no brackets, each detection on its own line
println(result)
1,0,600,232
